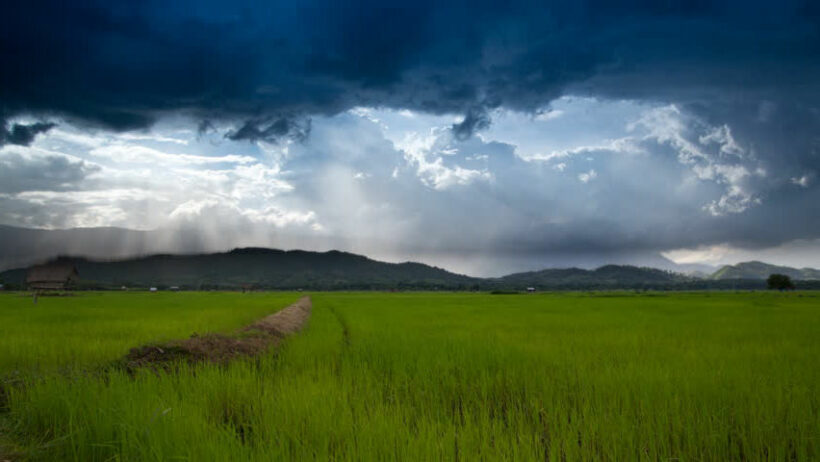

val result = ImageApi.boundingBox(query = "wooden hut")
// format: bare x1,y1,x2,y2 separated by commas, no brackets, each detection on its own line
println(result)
26,263,79,291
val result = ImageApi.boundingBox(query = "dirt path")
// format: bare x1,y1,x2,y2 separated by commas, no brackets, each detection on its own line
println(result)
124,296,311,369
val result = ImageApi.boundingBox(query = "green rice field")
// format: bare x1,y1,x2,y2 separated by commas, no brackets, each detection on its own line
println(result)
1,291,818,460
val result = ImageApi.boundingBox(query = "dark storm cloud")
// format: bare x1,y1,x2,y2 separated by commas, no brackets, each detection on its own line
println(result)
225,117,312,144
451,107,491,140
0,121,56,146
2,0,819,131
196,120,215,137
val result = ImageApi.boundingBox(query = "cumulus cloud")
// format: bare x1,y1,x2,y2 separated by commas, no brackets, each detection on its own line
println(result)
0,106,819,275
0,119,314,232
0,147,100,194
169,199,318,230
578,169,597,183
396,128,492,190
88,144,257,166
629,105,766,215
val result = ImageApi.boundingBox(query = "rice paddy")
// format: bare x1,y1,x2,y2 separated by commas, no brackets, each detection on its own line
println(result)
1,291,818,460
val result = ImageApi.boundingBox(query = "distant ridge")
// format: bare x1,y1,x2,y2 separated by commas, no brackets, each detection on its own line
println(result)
4,248,818,290
494,265,685,288
710,261,820,281
0,248,476,291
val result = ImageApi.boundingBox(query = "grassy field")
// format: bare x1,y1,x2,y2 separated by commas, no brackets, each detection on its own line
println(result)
1,291,819,460
0,292,301,375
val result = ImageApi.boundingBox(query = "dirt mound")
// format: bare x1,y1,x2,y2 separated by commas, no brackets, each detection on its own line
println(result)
124,296,311,370
244,295,312,336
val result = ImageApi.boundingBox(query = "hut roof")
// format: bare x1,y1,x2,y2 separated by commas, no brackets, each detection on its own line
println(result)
26,263,79,284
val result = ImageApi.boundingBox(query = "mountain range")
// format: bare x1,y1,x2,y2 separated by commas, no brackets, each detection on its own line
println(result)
0,248,474,291
1,247,818,291
1,224,818,290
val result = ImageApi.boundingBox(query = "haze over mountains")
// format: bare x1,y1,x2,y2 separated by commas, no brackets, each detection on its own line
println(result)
0,225,715,276
0,225,264,273
710,261,820,281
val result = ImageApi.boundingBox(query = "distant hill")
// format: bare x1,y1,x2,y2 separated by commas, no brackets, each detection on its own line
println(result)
710,261,820,280
494,265,688,289
0,248,479,290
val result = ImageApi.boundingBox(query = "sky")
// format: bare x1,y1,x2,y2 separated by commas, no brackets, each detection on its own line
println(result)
1,0,820,276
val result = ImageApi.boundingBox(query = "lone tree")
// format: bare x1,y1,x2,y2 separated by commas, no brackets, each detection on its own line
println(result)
767,273,795,291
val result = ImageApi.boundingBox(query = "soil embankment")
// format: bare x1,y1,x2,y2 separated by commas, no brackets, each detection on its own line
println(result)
124,296,311,369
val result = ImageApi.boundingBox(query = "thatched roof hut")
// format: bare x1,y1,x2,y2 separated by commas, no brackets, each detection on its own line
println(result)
26,263,79,291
